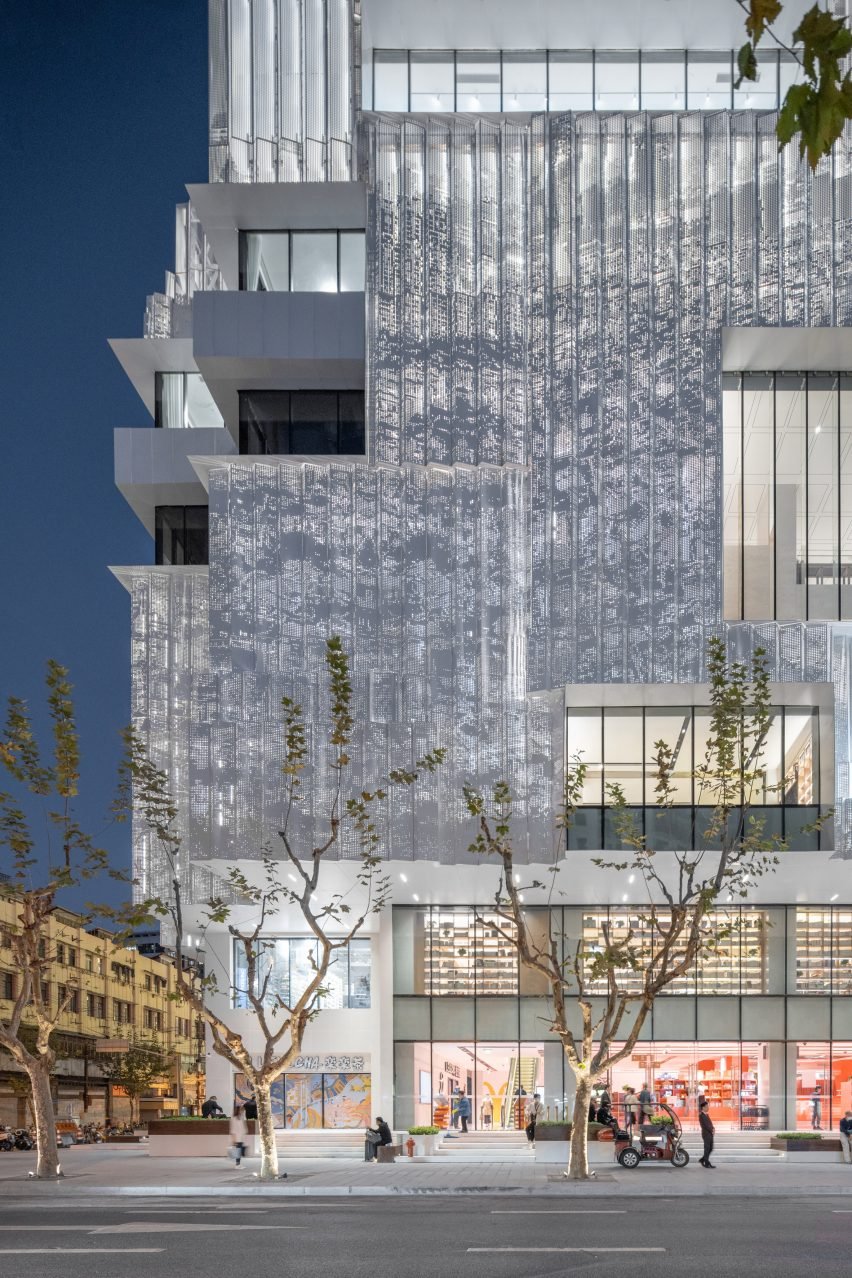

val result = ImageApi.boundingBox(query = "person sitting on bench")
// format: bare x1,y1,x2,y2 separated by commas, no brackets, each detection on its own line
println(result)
365,1116,393,1162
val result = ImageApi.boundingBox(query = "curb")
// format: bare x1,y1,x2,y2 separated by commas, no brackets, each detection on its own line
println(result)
0,1181,850,1199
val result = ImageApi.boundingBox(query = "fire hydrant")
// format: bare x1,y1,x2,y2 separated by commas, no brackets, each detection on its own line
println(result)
406,1137,416,1158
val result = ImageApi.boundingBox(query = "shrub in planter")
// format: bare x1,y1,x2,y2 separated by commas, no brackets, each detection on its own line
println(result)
408,1126,440,1136
775,1131,822,1140
533,1121,607,1142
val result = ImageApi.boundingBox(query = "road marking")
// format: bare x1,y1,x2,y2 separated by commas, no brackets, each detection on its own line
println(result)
122,1208,270,1214
490,1210,627,1215
0,1250,164,1255
468,1247,666,1254
0,1224,302,1234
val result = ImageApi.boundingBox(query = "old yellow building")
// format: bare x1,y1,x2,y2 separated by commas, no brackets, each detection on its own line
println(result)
0,892,204,1126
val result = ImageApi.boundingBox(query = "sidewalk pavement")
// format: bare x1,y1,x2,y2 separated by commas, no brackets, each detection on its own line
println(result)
0,1144,850,1198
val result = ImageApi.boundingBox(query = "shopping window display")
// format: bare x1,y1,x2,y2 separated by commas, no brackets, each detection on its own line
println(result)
795,1043,852,1131
233,1070,371,1128
607,1042,774,1131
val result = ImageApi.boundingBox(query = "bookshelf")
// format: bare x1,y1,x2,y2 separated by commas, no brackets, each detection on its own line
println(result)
426,912,518,996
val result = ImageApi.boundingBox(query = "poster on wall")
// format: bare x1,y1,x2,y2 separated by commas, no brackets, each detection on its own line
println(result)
322,1073,372,1128
234,1066,371,1128
284,1073,324,1128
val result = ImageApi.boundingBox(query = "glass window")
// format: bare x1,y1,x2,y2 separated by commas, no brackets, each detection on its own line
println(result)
734,47,779,109
348,939,372,1008
240,231,289,291
742,374,775,620
779,51,802,102
456,53,501,112
783,709,817,804
595,52,639,110
604,708,644,804
841,375,852,618
723,373,743,619
410,50,454,112
502,53,546,111
834,912,852,996
427,910,474,995
155,372,223,429
548,51,593,110
565,708,603,803
474,913,519,996
796,1042,830,1130
184,373,223,429
338,231,365,292
291,232,338,292
687,50,733,109
808,375,839,618
154,506,208,566
373,50,408,111
238,390,365,455
644,707,692,803
774,373,807,620
640,51,685,110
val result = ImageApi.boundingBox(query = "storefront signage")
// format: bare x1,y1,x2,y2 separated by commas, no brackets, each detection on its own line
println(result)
444,1061,460,1079
290,1053,369,1072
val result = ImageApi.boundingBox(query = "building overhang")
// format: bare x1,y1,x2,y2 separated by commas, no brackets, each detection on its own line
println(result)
109,564,208,594
109,337,196,418
187,182,367,290
191,290,366,434
114,426,235,534
722,327,852,371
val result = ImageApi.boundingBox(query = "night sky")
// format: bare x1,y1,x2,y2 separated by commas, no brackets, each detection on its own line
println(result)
1,1,207,906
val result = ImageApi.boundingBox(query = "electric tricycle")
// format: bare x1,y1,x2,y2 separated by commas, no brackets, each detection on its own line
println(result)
606,1101,690,1169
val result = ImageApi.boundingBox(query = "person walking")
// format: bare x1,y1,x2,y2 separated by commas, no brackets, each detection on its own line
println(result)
623,1087,640,1134
457,1091,471,1134
839,1110,852,1164
698,1099,716,1168
811,1087,823,1131
525,1093,545,1148
202,1094,224,1118
638,1084,653,1123
229,1104,248,1167
243,1096,258,1121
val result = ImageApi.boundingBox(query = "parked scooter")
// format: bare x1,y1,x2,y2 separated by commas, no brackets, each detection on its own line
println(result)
0,1127,14,1152
13,1128,35,1151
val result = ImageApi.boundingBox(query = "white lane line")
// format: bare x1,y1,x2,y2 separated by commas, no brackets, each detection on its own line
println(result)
0,1250,164,1255
468,1247,666,1254
0,1224,302,1234
94,1223,302,1233
490,1210,627,1215
122,1209,270,1214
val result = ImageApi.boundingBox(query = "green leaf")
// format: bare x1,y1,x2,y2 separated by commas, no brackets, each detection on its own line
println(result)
735,42,759,89
744,0,783,43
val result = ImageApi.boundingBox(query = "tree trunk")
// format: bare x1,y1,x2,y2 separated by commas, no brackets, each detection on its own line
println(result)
255,1081,280,1180
28,1061,61,1178
567,1074,594,1181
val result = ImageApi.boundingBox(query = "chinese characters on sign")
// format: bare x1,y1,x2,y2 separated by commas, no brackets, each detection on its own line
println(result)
290,1054,368,1072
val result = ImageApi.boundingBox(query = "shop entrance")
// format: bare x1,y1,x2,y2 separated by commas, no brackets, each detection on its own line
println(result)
397,1042,545,1131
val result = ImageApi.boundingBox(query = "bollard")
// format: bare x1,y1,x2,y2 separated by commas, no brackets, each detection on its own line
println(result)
406,1136,416,1158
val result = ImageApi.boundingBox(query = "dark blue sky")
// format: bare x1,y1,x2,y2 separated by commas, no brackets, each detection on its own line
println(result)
1,1,207,904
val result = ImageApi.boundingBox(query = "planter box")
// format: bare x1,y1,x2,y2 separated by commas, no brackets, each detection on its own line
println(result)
535,1140,613,1166
147,1120,257,1159
770,1137,844,1162
535,1125,571,1142
105,1135,145,1144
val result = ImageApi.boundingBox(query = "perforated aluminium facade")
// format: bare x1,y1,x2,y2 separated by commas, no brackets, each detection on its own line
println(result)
116,1,852,919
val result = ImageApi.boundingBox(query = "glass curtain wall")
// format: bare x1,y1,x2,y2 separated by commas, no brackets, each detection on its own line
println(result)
724,372,852,621
564,704,823,850
795,1043,852,1130
233,937,371,1009
372,48,798,112
154,506,208,566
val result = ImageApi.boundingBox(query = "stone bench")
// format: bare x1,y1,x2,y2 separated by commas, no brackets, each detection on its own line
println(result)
376,1144,403,1164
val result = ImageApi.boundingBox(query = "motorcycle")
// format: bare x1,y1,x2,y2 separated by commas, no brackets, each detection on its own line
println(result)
13,1128,35,1151
0,1128,13,1152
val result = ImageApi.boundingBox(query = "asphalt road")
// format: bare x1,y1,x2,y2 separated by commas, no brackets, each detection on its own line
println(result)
0,1194,847,1277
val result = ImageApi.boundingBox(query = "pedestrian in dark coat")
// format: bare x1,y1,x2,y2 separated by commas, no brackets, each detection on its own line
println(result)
364,1116,393,1162
698,1100,715,1168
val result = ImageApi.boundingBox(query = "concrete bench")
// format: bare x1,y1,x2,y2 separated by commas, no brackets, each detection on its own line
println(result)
376,1144,403,1164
